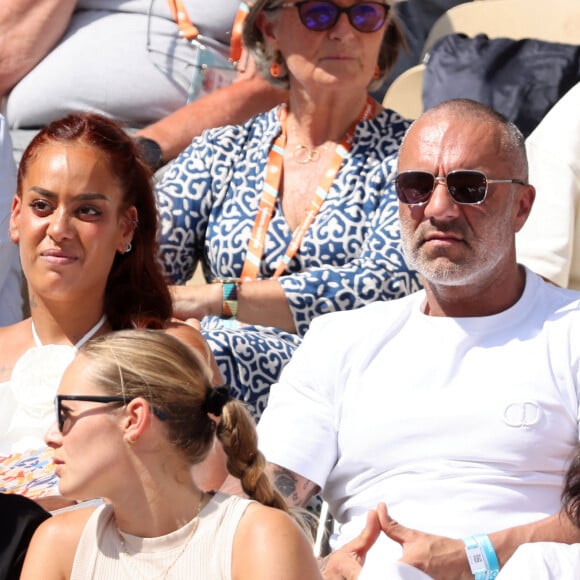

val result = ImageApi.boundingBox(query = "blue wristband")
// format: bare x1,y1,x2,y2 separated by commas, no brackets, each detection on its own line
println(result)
474,534,500,579
463,536,488,580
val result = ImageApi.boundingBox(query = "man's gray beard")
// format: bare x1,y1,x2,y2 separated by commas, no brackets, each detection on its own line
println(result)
409,255,469,285
402,235,474,286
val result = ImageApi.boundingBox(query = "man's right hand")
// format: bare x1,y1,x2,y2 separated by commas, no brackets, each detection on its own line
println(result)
319,509,381,579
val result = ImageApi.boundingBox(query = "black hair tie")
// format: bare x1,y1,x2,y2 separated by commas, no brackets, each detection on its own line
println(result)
202,385,230,416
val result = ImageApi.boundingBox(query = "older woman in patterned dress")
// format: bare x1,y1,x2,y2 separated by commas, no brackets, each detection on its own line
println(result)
156,0,421,419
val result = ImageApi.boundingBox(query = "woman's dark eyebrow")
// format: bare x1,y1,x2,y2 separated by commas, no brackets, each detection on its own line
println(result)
29,186,109,202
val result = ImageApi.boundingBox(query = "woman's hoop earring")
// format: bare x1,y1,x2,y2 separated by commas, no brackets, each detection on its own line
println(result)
125,242,132,254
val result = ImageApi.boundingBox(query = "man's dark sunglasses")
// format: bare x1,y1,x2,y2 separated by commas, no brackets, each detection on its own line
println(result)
55,395,167,433
281,1,390,33
395,170,527,206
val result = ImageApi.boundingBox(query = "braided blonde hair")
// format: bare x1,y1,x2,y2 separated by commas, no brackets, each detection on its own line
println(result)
79,329,295,517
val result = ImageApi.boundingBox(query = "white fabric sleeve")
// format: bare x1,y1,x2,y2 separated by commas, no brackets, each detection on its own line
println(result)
257,314,344,488
496,542,580,579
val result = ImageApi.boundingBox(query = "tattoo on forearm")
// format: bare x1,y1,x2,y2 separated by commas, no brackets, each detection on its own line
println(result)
274,467,301,503
270,465,318,506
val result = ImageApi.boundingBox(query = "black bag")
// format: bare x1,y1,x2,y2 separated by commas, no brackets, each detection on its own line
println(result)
422,33,580,136
0,494,50,580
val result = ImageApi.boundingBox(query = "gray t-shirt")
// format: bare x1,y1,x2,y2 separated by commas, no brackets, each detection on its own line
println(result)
6,0,240,129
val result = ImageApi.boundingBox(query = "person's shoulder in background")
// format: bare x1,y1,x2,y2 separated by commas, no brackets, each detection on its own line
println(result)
0,113,23,325
516,82,580,291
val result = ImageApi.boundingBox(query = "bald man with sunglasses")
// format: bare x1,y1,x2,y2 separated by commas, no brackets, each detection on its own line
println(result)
256,99,580,579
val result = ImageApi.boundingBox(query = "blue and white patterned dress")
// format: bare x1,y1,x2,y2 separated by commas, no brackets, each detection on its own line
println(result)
156,105,421,419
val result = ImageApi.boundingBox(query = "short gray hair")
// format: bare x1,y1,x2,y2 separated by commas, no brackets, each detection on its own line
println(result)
404,98,529,180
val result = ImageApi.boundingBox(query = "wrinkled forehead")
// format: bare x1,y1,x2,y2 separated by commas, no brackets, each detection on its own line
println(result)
398,114,505,173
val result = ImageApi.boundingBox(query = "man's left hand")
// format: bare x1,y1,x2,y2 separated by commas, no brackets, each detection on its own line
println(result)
377,502,472,580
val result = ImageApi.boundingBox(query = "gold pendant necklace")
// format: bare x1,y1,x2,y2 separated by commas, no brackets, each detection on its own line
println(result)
290,117,329,164
293,144,323,164
117,491,206,579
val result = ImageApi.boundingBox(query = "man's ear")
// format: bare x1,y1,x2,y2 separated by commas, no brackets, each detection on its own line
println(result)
9,194,21,243
513,184,535,233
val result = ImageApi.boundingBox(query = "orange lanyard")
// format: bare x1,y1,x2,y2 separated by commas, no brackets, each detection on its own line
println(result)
229,2,251,64
167,0,250,63
240,96,375,282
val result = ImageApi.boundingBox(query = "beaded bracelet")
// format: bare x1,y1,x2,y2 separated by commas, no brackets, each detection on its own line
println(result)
214,278,240,319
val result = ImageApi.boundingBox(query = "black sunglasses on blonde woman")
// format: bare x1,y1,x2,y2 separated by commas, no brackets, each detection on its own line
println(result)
55,395,168,433
281,1,390,32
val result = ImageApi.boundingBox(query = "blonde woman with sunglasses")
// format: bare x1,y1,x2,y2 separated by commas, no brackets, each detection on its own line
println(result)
20,329,320,580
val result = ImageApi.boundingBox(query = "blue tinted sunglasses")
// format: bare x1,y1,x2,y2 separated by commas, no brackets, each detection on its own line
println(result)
281,1,390,33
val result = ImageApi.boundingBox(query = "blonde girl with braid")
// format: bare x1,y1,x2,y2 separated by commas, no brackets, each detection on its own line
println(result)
21,329,321,580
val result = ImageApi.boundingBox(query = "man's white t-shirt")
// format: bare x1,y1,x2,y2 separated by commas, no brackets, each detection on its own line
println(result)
258,269,580,568
497,542,580,579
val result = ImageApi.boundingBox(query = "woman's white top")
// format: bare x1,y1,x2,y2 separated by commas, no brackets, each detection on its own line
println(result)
71,493,253,580
0,316,106,456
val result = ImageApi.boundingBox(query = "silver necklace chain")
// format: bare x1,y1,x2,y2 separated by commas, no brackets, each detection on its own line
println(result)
117,492,206,579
